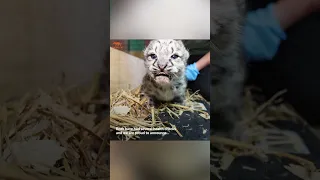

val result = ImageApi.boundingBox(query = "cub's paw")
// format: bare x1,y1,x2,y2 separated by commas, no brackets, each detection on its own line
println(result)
147,97,155,107
172,96,186,105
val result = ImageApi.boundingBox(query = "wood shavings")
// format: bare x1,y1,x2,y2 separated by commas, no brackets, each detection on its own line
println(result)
151,107,156,125
111,106,130,115
256,129,310,154
190,102,207,111
284,164,310,179
243,89,287,124
165,107,180,119
235,87,314,154
0,163,40,180
199,112,210,119
220,153,234,170
169,123,183,138
284,164,320,180
4,140,66,173
110,85,209,140
203,128,208,134
242,166,256,171
0,74,109,179
211,87,320,180
211,165,222,180
211,135,317,172
20,119,50,138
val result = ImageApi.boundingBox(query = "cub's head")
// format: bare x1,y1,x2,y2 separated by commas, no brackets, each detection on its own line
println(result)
143,39,189,84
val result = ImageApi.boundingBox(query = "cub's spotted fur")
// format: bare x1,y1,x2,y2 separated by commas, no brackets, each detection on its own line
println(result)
141,39,189,106
210,0,247,138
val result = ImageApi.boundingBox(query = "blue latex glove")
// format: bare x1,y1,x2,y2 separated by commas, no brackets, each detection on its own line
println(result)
185,63,199,81
244,3,287,61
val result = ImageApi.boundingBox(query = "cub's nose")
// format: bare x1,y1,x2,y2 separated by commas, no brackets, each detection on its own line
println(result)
158,63,167,71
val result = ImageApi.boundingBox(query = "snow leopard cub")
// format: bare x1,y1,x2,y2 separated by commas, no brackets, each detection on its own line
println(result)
210,0,247,138
141,39,189,106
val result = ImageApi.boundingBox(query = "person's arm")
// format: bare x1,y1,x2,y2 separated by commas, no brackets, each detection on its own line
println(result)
244,0,318,61
185,52,210,81
274,0,316,30
195,52,210,71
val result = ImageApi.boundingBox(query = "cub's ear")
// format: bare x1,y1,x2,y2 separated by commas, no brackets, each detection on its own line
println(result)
175,39,183,44
176,40,190,61
143,40,156,60
183,49,190,61
143,47,148,60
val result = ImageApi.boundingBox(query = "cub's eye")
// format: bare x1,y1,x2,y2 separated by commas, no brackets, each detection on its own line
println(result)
171,54,179,59
149,54,157,59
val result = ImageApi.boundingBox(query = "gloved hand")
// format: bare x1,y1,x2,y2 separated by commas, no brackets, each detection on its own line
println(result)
185,63,199,81
244,3,287,61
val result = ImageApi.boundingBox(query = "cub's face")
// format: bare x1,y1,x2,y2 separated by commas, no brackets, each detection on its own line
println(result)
143,39,189,84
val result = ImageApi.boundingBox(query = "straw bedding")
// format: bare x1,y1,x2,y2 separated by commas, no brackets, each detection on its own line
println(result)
110,86,210,140
211,87,320,179
3,70,318,179
0,73,109,180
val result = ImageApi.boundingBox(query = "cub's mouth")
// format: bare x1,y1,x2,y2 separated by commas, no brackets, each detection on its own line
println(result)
155,72,171,79
154,72,171,84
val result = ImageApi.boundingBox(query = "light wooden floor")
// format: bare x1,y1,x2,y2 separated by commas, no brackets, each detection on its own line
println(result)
110,47,146,93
